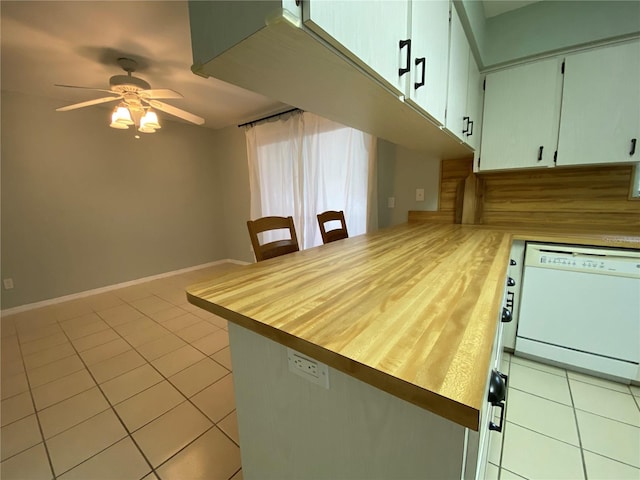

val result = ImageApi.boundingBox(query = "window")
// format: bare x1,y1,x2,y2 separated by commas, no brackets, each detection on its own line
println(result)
245,111,376,249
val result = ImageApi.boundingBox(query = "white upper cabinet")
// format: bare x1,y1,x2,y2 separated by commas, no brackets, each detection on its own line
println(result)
446,8,470,141
303,1,409,96
403,0,450,125
479,58,563,171
557,39,640,166
446,7,483,154
466,54,483,154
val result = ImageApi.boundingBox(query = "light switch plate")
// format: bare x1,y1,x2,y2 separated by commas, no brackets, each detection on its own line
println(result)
416,188,425,201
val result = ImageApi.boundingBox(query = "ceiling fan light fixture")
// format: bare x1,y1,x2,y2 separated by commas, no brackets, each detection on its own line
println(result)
109,108,129,129
140,109,161,130
138,124,156,134
113,105,134,126
56,57,204,132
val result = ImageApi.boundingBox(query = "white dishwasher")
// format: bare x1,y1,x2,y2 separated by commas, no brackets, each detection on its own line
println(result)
515,243,640,382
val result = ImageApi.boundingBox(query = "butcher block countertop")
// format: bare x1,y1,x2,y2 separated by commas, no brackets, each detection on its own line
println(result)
187,223,640,431
188,223,513,430
481,224,640,249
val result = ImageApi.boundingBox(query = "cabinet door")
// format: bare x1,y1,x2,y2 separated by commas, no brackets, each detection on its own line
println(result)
465,54,483,154
304,0,409,95
479,58,563,171
446,6,469,141
557,40,640,166
406,0,450,125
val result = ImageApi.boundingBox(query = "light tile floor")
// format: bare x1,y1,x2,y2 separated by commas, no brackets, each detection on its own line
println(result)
487,353,640,480
2,263,639,479
1,263,243,480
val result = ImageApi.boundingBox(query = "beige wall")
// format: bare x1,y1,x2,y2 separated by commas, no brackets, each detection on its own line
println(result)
1,91,228,309
377,140,440,229
214,125,254,263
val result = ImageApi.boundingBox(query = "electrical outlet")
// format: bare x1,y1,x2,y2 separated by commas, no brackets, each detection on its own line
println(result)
287,348,329,389
3,278,14,290
416,188,425,201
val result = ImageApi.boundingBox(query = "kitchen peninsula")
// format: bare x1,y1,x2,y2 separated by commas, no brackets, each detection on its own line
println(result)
187,223,513,479
187,222,640,478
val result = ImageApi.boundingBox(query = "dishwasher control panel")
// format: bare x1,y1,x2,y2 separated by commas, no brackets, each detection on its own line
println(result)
525,243,640,278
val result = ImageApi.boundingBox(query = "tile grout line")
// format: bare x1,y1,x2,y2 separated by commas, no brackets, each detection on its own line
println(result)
501,357,590,479
9,328,57,479
4,269,240,479
496,353,511,480
565,369,589,480
106,300,238,477
572,405,640,429
579,448,640,471
89,292,237,478
5,334,241,478
506,385,573,408
82,291,226,478
509,358,568,378
130,296,242,476
50,319,158,480
630,387,640,412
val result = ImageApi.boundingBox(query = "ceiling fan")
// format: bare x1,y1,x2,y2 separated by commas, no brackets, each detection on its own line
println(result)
55,57,204,132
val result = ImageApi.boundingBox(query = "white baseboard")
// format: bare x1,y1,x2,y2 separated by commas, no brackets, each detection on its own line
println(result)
1,259,250,317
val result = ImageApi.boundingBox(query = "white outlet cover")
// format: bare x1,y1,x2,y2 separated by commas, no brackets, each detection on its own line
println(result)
286,348,329,389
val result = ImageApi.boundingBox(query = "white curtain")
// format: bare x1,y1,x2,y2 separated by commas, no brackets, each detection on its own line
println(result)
246,111,376,249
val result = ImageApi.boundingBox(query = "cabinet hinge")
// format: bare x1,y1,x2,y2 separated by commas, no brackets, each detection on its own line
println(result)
483,78,486,91
449,7,452,22
561,61,565,74
553,150,558,165
478,157,481,169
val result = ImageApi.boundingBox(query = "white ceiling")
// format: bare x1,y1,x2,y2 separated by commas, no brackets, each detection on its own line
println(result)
0,1,289,131
1,1,539,132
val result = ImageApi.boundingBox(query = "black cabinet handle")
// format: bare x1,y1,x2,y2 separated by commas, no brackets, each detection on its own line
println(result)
631,138,637,156
507,277,516,287
467,120,474,137
537,146,544,161
505,291,514,310
462,116,470,134
489,401,505,432
510,259,517,266
398,39,411,77
414,57,426,89
502,307,512,323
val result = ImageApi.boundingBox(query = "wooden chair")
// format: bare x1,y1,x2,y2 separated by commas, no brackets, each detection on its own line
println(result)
247,216,300,262
317,210,349,244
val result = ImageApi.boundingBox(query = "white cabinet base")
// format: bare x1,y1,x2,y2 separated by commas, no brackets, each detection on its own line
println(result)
229,323,476,479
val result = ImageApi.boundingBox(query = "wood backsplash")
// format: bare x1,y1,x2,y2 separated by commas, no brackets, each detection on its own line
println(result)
409,158,640,234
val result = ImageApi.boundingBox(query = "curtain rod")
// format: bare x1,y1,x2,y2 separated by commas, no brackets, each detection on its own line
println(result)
237,108,302,128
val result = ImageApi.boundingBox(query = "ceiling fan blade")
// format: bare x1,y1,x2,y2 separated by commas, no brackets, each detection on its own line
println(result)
138,89,183,99
55,84,115,95
147,100,205,125
56,96,122,112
